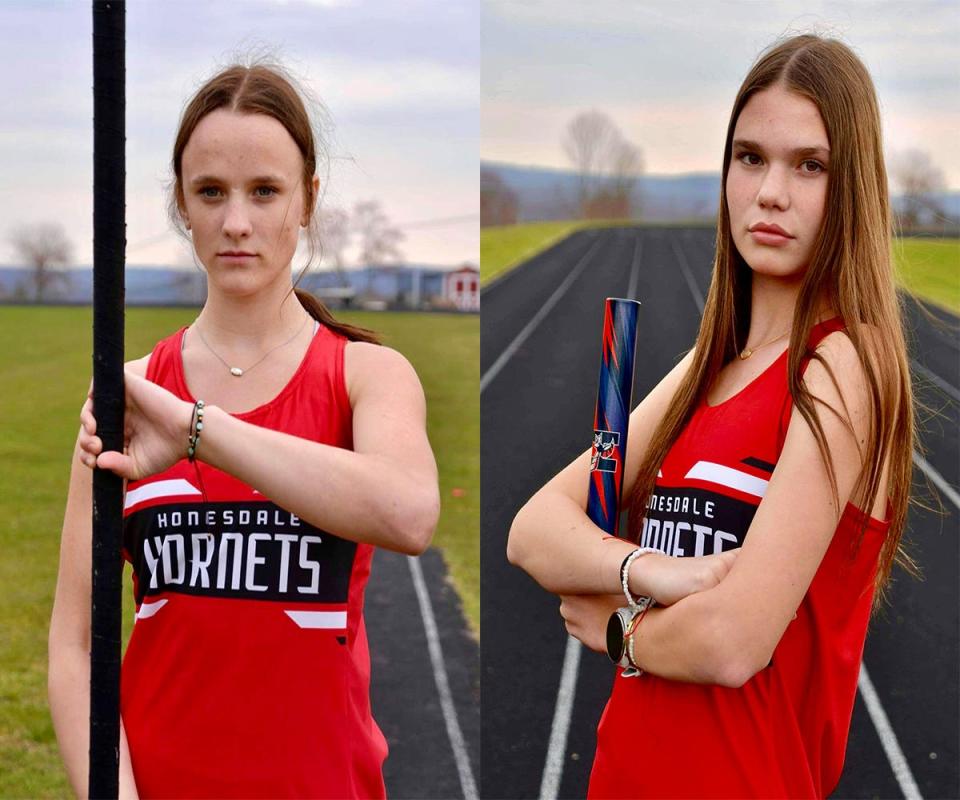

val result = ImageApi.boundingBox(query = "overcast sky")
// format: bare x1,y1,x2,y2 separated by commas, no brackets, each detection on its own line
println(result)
0,0,478,269
483,0,960,189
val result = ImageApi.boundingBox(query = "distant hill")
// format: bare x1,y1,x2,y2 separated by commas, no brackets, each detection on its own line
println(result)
482,160,960,226
0,263,468,308
0,265,208,305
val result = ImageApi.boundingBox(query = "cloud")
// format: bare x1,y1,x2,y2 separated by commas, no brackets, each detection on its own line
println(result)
482,0,960,187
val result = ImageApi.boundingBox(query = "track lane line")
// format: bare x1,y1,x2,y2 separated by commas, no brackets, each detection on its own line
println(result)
912,451,960,511
858,663,924,800
910,359,960,405
627,234,643,301
539,635,582,800
481,234,606,394
408,555,478,800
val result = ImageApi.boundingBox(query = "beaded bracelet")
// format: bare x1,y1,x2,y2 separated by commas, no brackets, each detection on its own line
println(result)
619,547,661,612
187,399,205,462
626,603,652,676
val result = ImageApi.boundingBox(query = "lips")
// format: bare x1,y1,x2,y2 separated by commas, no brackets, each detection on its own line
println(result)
749,222,793,238
218,251,256,257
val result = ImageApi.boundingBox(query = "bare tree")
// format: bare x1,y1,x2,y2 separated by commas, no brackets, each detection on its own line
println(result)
563,110,617,213
890,149,947,228
562,111,644,219
481,169,519,227
588,137,644,219
352,200,404,265
9,222,74,302
318,207,351,276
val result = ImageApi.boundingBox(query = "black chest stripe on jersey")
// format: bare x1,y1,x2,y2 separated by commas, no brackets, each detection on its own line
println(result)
642,486,759,557
123,501,357,604
741,456,776,474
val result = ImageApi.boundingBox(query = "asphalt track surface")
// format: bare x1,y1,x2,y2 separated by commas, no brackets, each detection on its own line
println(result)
368,547,480,798
481,226,959,799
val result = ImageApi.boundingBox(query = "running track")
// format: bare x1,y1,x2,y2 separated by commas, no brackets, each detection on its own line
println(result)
481,226,959,799
368,547,479,799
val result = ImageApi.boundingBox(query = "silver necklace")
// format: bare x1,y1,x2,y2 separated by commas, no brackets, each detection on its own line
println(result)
192,315,311,377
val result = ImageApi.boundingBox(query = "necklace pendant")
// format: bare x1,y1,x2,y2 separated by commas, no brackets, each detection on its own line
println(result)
230,367,244,377
739,349,752,360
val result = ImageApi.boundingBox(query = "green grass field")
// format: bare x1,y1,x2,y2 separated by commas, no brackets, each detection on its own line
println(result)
480,219,635,285
0,306,478,797
482,222,960,315
893,238,960,314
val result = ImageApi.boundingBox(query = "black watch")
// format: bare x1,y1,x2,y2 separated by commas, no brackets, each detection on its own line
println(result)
606,606,636,667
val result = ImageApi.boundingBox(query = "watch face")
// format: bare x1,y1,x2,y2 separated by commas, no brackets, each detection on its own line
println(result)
606,610,626,662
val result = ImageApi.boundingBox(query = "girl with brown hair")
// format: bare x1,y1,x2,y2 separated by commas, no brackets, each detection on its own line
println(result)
509,33,920,797
48,61,439,797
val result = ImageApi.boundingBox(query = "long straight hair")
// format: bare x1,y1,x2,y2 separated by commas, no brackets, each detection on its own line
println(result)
169,60,380,344
625,34,923,613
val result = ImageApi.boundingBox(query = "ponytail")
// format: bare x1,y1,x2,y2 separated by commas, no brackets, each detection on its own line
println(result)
293,287,381,344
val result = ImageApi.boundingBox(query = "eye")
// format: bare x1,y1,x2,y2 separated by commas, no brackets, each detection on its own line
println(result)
736,151,762,167
800,159,826,175
255,186,278,198
198,186,221,198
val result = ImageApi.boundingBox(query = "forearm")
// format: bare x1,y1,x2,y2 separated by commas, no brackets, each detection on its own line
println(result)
629,588,739,686
48,648,139,798
196,406,438,555
508,491,656,596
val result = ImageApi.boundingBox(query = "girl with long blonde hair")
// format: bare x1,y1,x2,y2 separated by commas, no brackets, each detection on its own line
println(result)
509,33,920,797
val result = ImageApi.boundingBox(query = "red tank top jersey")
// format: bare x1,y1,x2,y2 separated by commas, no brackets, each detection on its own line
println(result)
589,316,893,799
119,321,388,799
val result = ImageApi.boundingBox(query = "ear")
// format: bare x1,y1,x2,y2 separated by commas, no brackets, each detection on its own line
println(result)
176,196,191,230
302,175,321,227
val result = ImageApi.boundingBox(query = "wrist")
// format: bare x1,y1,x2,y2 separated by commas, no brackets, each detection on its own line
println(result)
628,551,660,599
191,404,229,468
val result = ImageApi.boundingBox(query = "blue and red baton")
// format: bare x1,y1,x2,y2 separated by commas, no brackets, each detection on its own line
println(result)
587,298,640,537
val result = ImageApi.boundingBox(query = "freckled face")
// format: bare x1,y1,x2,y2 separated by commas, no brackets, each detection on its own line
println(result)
725,84,830,281
179,110,309,295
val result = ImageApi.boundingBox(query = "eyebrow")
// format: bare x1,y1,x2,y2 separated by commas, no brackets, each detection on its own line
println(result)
189,174,287,186
732,139,830,158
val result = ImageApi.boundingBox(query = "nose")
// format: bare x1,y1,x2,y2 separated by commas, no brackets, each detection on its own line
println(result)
756,163,790,212
221,196,253,240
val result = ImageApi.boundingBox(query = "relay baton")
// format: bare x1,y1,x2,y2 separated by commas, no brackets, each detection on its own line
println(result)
587,298,640,537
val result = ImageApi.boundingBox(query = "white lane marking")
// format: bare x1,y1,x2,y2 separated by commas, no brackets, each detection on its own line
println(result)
910,359,960,405
858,663,923,799
540,635,582,800
669,235,705,313
627,235,643,301
134,599,167,620
685,460,769,498
483,229,587,295
481,234,606,394
408,555,478,800
123,478,200,510
913,451,960,511
283,610,347,629
675,232,934,799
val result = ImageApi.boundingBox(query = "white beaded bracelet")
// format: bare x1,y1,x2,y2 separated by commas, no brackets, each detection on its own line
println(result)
619,547,661,612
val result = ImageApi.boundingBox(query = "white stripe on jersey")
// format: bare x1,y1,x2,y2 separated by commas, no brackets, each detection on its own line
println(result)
135,598,168,620
684,460,769,498
284,610,348,629
124,479,202,510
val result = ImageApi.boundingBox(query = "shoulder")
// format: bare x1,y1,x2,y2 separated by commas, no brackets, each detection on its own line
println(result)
807,322,882,389
803,323,882,434
344,341,424,406
125,354,151,379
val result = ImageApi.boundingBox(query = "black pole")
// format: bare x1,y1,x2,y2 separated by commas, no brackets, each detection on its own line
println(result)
90,1,125,797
